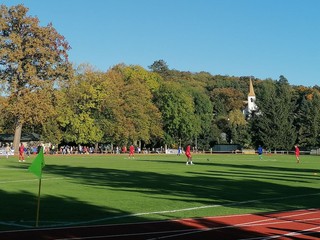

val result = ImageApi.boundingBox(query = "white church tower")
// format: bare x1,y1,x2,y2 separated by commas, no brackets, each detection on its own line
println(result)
244,78,258,118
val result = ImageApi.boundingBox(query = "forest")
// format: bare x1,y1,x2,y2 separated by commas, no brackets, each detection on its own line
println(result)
1,4,320,152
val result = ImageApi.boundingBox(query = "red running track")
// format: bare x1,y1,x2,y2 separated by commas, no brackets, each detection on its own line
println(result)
0,209,319,240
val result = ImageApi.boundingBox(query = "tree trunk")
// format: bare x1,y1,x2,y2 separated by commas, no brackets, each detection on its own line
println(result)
95,142,99,153
13,122,23,155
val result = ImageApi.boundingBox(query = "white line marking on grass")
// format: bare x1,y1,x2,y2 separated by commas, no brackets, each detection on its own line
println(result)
197,158,278,162
0,221,34,229
1,189,318,229
195,158,278,161
31,193,320,229
0,167,27,171
0,177,68,184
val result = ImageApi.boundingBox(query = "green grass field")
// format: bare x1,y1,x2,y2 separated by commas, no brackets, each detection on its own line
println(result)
0,152,319,231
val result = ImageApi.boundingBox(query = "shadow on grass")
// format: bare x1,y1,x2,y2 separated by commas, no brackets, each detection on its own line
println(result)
0,189,148,231
45,159,319,210
1,157,318,233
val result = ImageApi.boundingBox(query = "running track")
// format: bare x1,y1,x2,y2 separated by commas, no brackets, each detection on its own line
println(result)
0,209,319,240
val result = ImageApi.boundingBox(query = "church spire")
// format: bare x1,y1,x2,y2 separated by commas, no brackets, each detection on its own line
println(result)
248,78,255,97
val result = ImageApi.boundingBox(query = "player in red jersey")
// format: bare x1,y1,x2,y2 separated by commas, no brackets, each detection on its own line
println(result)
295,145,300,163
19,143,25,162
129,145,135,159
185,145,193,165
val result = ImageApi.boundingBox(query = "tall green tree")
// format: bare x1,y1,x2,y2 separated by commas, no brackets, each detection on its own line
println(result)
251,76,296,150
154,81,200,146
59,64,163,147
0,4,71,152
57,67,105,145
148,59,170,78
295,91,320,148
111,64,163,145
191,89,213,150
209,87,245,116
228,109,251,147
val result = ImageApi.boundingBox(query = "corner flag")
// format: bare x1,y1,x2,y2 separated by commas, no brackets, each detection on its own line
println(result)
28,147,45,179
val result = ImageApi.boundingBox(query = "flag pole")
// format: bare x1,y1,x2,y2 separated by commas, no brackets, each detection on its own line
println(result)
35,177,42,227
28,146,45,227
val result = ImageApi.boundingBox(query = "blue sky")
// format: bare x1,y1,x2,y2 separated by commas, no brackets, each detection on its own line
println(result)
3,0,320,87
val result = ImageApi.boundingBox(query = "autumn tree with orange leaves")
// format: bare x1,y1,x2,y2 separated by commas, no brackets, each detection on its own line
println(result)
0,5,72,153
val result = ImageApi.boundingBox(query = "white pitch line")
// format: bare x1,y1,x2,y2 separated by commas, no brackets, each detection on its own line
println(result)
4,193,318,229
51,193,320,228
0,186,318,229
0,177,68,184
0,167,27,171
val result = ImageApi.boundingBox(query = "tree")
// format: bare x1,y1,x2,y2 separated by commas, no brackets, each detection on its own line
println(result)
228,109,251,147
110,64,163,145
209,88,245,116
251,77,296,150
148,59,170,77
57,68,105,145
191,89,214,150
57,64,163,148
154,82,200,146
0,5,72,153
295,91,320,148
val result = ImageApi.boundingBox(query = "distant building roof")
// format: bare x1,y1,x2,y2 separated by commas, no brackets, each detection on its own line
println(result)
248,78,255,97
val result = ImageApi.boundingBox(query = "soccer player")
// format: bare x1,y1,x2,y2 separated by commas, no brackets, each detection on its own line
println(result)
18,143,25,162
5,144,11,159
257,145,263,160
129,145,135,159
177,146,181,156
295,145,300,163
185,145,193,165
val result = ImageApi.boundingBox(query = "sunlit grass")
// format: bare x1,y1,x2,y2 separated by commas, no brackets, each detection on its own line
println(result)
0,152,319,230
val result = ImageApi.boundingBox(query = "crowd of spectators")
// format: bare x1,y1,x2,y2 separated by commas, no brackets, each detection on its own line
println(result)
1,142,165,155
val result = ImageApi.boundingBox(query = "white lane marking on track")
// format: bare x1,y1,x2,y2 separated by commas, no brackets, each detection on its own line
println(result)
1,209,319,240
145,210,320,240
54,215,320,240
241,226,320,240
55,229,197,240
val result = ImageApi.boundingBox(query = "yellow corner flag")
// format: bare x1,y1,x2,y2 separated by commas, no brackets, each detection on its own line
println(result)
28,147,45,179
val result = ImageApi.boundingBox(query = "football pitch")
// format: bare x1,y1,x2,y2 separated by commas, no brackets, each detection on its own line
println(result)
0,153,319,231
